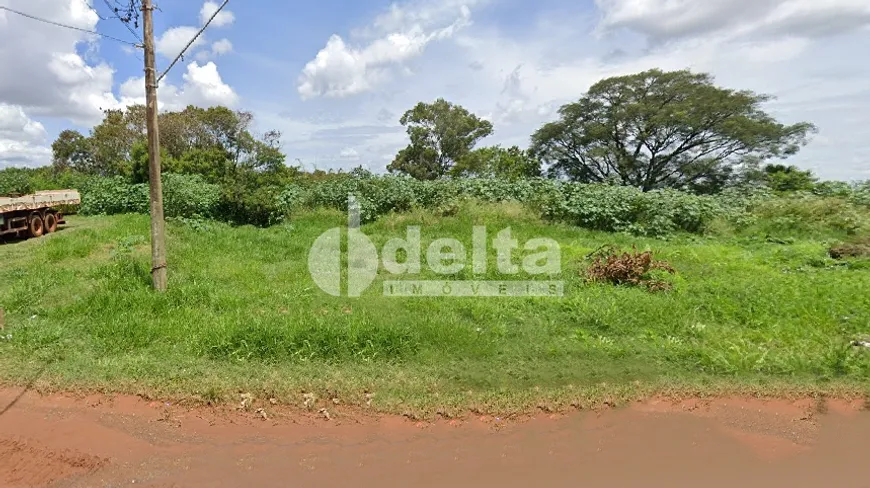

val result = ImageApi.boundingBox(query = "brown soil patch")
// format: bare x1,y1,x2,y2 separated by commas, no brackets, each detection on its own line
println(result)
0,438,107,488
0,388,868,487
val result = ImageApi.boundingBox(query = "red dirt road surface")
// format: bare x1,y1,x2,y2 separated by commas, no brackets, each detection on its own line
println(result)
1,389,869,487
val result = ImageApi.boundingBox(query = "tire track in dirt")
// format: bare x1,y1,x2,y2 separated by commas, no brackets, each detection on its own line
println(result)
0,437,108,487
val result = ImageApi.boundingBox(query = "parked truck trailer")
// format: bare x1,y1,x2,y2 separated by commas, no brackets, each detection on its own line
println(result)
0,190,81,239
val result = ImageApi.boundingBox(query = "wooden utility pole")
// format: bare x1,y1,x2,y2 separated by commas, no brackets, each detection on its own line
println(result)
141,0,168,291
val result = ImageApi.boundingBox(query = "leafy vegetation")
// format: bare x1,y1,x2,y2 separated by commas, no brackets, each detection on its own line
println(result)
388,98,494,179
78,173,220,219
761,164,819,192
531,69,815,192
45,105,295,226
5,164,870,241
0,167,32,196
0,204,868,411
2,67,869,411
452,145,542,179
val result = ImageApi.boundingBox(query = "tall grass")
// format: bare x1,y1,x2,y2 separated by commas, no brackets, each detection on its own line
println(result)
1,201,869,410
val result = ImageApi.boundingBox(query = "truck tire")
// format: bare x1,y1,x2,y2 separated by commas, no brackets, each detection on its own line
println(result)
44,212,58,233
28,214,45,238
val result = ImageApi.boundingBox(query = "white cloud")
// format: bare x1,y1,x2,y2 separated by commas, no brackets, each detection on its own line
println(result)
119,62,239,110
182,61,239,107
196,39,233,63
735,37,810,63
277,0,870,180
595,0,870,42
44,53,120,124
0,104,51,168
298,1,473,99
211,38,233,55
0,0,129,166
360,0,485,36
0,105,47,143
0,139,52,168
339,147,360,160
157,1,236,65
200,1,235,27
156,26,205,59
443,1,870,180
0,0,114,125
195,38,233,62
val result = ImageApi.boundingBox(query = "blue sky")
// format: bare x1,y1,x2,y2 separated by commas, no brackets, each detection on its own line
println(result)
1,0,870,180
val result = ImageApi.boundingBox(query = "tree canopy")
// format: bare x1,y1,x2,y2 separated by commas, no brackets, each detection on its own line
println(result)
452,145,541,179
388,98,493,180
50,105,288,184
761,164,818,192
531,69,816,192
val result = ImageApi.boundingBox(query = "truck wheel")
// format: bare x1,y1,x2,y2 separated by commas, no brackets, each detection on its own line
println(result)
44,212,58,233
28,214,45,238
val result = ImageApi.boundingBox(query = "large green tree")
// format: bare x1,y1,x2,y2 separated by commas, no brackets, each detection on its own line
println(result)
51,129,94,173
531,69,816,192
50,105,290,184
388,98,493,180
87,106,146,176
762,164,818,192
452,145,541,179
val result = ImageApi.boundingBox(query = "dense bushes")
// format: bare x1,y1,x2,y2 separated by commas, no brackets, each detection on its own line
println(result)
497,181,766,236
287,175,556,223
80,174,220,219
538,184,728,236
283,175,868,238
216,181,285,227
0,167,91,197
751,194,870,236
3,166,870,238
163,174,222,219
79,176,149,215
283,176,769,237
78,172,285,226
0,168,32,196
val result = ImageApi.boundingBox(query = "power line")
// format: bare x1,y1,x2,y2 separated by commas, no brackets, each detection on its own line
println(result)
88,4,108,20
0,5,140,47
157,0,229,84
98,0,143,61
100,0,143,44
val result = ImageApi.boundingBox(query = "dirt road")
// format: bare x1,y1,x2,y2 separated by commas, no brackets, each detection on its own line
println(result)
1,388,868,487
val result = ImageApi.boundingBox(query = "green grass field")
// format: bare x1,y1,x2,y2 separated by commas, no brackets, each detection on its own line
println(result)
1,203,869,414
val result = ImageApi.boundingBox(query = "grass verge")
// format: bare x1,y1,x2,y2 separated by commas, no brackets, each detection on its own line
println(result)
1,203,869,414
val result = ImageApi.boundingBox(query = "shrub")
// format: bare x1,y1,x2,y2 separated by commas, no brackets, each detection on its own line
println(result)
751,195,870,236
80,174,219,218
763,164,817,192
30,169,870,240
0,167,94,197
538,183,736,236
829,245,870,259
79,176,149,215
276,183,307,215
284,176,792,237
216,183,284,227
586,247,676,291
162,173,220,218
813,181,854,198
0,168,34,196
829,236,870,259
849,182,870,207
